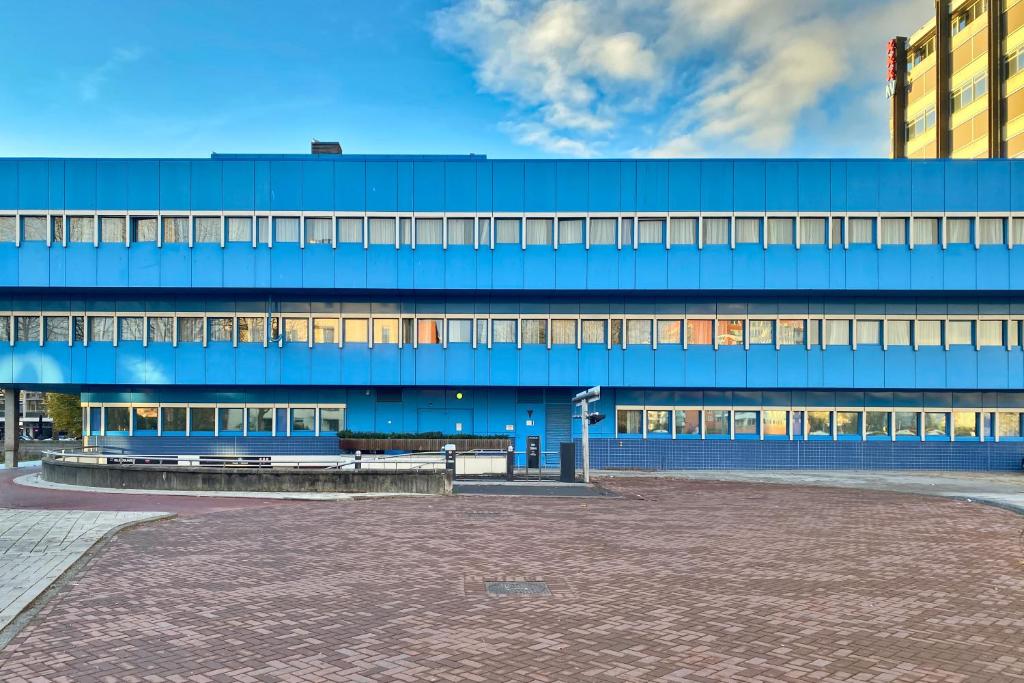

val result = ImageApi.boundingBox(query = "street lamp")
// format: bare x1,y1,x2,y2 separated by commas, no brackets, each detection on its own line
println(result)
572,386,604,483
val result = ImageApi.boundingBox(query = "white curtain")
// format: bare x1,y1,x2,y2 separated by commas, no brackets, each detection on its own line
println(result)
702,217,729,245
582,320,606,344
947,320,972,345
913,218,938,245
257,217,271,245
978,218,1004,245
669,218,696,245
1013,218,1024,246
227,217,251,243
915,320,941,346
335,218,361,243
558,219,583,245
305,217,333,244
799,218,825,245
0,216,15,242
856,320,881,345
825,319,850,345
637,219,663,244
400,218,413,245
416,218,443,245
978,320,1003,346
495,218,520,244
194,217,221,243
274,217,300,243
447,218,474,245
448,319,472,343
477,218,491,246
588,218,616,245
620,218,634,246
525,218,553,245
767,218,793,245
880,218,906,245
886,320,911,345
847,218,873,244
369,218,395,245
100,217,127,243
946,218,971,244
492,319,517,343
177,317,203,343
551,320,577,345
734,218,760,243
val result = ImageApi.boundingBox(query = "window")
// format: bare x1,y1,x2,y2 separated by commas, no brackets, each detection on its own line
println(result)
100,217,126,243
763,410,787,437
807,411,831,437
236,317,265,343
0,216,15,242
104,407,130,433
1008,46,1024,79
194,217,221,243
925,412,948,437
521,319,547,345
44,316,69,342
132,216,160,243
626,319,651,345
219,407,244,434
767,218,793,245
476,319,488,345
582,320,606,344
894,411,919,437
954,412,977,437
163,217,189,243
734,411,758,436
637,219,663,244
847,218,873,244
257,217,271,245
1010,320,1020,348
69,216,94,242
829,219,843,247
588,218,615,245
416,218,443,245
148,317,173,343
338,218,363,244
116,316,142,342
778,320,804,346
978,320,1002,346
704,409,729,436
401,318,414,344
89,316,114,343
799,218,825,245
978,218,1004,245
611,319,623,346
886,320,911,346
313,318,339,344
369,218,395,245
551,319,576,345
373,319,398,344
557,218,583,245
525,218,553,246
998,413,1021,438
162,407,186,434
227,217,252,243
856,320,881,346
946,218,971,244
880,218,906,245
493,319,516,343
275,217,300,243
207,317,233,343
674,409,700,436
669,218,696,245
686,319,712,345
495,219,521,245
417,318,442,344
947,320,972,345
748,320,773,345
866,411,889,437
448,319,472,344
189,407,215,434
134,407,158,433
825,320,850,346
448,218,474,246
716,319,743,346
617,409,643,435
22,216,46,241
916,320,942,346
400,218,413,246
646,409,670,435
702,217,729,245
913,218,939,245
0,316,8,343
951,71,987,113
657,320,681,345
477,218,491,247
320,407,345,434
51,216,65,243
305,218,333,245
345,318,369,343
291,408,316,433
620,218,633,247
734,218,760,244
808,319,821,346
178,317,203,343
951,0,985,36
836,411,860,437
905,107,936,141
247,407,273,434
283,318,308,343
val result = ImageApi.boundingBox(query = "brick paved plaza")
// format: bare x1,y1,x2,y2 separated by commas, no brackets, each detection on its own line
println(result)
1,478,1023,682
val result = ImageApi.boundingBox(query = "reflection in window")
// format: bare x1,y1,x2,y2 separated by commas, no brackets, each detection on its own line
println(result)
954,412,977,437
305,218,333,245
669,218,696,245
617,409,643,435
0,316,8,343
476,319,488,345
686,319,712,345
947,321,972,345
588,218,615,245
89,316,114,343
119,317,143,342
132,217,159,243
194,217,221,243
702,217,729,245
763,410,787,437
657,320,680,345
894,411,919,437
313,318,339,344
227,217,252,243
925,412,948,437
148,317,174,343
100,217,126,243
105,407,130,433
748,320,773,345
734,411,758,435
866,411,889,437
0,216,15,242
291,408,316,433
558,219,583,245
646,409,670,434
418,319,442,344
611,319,623,346
778,320,804,345
369,217,395,245
855,320,881,346
219,407,244,433
163,217,189,243
807,411,831,436
320,407,345,434
521,319,547,345
238,317,266,343
791,411,804,438
716,319,743,346
338,218,363,244
998,412,1021,438
14,316,38,342
275,217,300,243
248,407,273,434
674,409,700,436
734,218,760,244
704,409,729,436
373,319,398,344
162,407,186,434
134,407,158,432
448,319,472,344
582,320,606,344
208,317,233,342
44,316,69,342
799,218,825,245
551,319,576,345
886,320,911,346
836,411,860,436
51,216,65,243
345,318,369,343
492,319,516,343
283,319,307,343
69,216,94,242
626,319,651,345
22,216,47,241
190,407,215,434
448,218,475,246
178,317,203,343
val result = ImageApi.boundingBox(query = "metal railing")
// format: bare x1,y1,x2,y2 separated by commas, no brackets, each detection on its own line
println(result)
43,449,448,471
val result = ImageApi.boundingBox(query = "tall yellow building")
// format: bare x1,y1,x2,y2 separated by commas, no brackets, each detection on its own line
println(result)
890,0,1024,158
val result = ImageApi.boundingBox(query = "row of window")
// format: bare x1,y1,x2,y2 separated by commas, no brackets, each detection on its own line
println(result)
951,0,987,37
3,314,1022,350
83,404,345,437
615,405,1023,441
2,214,1023,249
906,107,937,142
951,71,987,113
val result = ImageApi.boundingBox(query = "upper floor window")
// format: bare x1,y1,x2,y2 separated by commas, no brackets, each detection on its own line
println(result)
0,216,15,243
551,319,576,345
978,218,1004,245
51,216,64,243
951,0,986,37
89,316,114,343
313,318,339,344
178,317,203,343
1007,46,1024,79
274,217,300,243
748,320,773,344
588,218,615,245
525,218,553,246
880,218,907,245
495,218,520,245
703,217,729,245
22,216,46,242
946,218,972,244
687,319,712,345
521,319,547,345
669,218,696,246
913,218,939,245
778,319,804,345
345,318,369,343
582,319,606,344
338,218,363,244
208,317,233,342
447,218,475,246
826,319,850,346
194,217,221,243
637,219,663,245
373,318,398,344
558,218,583,245
163,217,189,243
416,218,442,245
418,318,442,344
734,218,760,244
149,316,173,343
70,216,95,243
767,218,793,245
948,320,973,345
848,218,874,244
626,319,652,346
305,217,333,245
620,218,634,247
44,316,68,342
657,320,681,345
477,218,491,247
799,218,825,245
492,319,516,344
448,318,472,343
951,72,987,113
239,317,266,343
716,319,743,346
119,316,143,342
369,217,395,245
905,107,936,142
133,217,158,243
100,217,126,243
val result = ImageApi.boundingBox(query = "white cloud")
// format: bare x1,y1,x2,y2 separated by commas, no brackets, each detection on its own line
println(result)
79,47,143,102
433,0,933,157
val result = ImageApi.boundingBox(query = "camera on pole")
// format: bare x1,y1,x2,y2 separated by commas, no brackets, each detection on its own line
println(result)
572,386,601,484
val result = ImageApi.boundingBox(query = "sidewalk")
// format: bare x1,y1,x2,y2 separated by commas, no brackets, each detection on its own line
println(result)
599,469,1024,514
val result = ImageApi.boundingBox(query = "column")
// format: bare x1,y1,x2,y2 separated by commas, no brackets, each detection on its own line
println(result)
3,388,20,468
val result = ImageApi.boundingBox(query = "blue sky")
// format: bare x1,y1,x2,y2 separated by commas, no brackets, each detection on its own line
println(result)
0,0,933,159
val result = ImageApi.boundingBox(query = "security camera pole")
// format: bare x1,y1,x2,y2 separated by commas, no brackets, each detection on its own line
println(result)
572,386,603,483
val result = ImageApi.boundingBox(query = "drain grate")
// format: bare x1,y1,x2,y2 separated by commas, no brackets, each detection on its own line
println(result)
484,581,551,596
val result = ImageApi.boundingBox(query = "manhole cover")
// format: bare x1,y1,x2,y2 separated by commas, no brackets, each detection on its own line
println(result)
484,581,551,596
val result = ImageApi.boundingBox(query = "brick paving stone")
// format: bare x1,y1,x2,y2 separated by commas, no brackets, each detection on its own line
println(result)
1,479,1023,682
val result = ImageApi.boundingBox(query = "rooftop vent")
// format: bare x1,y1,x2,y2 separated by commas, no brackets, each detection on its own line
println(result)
311,140,342,155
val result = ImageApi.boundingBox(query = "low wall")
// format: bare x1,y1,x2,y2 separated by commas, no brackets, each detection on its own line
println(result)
42,458,452,495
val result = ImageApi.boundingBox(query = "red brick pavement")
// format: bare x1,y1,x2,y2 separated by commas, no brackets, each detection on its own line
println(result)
1,478,1023,682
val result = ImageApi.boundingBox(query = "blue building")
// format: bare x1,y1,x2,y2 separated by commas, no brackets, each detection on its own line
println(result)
3,152,1024,469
